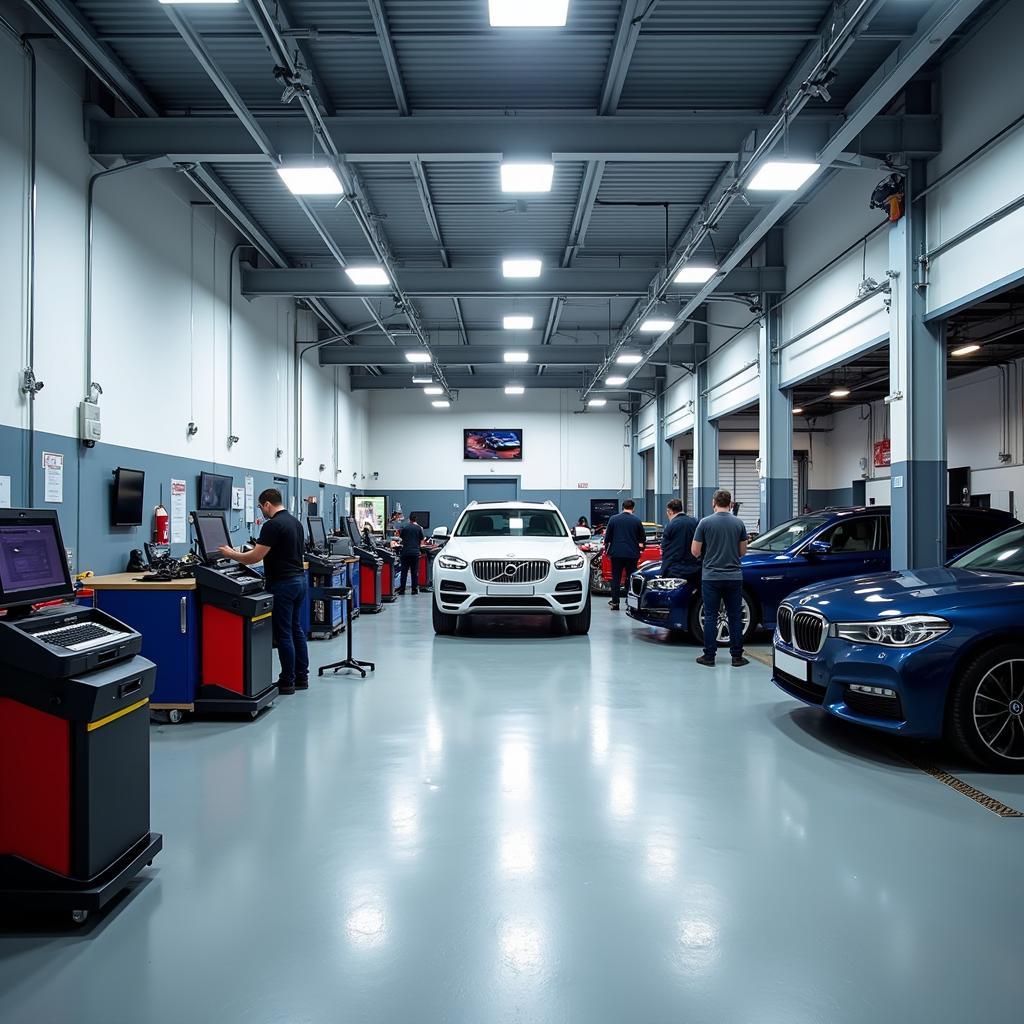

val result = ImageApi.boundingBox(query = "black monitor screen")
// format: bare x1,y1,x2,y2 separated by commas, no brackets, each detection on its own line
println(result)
344,516,362,547
193,512,232,563
410,511,430,530
112,467,145,526
308,516,328,550
0,512,73,609
199,471,233,510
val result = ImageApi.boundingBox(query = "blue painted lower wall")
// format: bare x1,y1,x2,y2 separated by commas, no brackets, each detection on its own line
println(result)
807,488,855,511
0,423,355,576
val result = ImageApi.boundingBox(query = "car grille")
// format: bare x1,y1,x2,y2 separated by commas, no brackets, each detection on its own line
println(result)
630,575,645,597
774,669,827,706
777,605,793,645
792,610,826,654
472,559,549,584
470,597,550,609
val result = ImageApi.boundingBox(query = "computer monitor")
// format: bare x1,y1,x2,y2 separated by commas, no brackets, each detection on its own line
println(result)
192,511,232,565
344,516,363,548
410,511,430,530
112,467,145,527
198,471,233,510
0,509,75,611
308,515,328,551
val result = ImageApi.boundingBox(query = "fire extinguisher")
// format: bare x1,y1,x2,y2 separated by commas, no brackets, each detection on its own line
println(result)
154,503,169,545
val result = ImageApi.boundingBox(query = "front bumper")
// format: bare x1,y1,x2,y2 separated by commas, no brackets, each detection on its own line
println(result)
623,574,695,631
434,566,589,616
771,632,958,739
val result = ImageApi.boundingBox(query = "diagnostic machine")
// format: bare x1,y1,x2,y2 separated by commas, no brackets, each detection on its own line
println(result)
0,508,162,922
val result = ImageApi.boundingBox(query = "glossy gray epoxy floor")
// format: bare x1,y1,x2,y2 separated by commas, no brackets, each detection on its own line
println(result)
2,600,1024,1023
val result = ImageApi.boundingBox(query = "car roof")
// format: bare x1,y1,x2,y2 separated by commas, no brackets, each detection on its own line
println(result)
464,501,559,511
818,505,1015,518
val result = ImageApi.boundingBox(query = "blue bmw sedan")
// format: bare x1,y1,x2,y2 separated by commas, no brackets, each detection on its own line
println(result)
772,524,1024,769
625,505,1016,644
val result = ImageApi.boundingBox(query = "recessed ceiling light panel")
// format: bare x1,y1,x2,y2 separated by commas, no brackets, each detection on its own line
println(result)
605,376,628,387
951,344,980,357
747,160,820,191
345,266,389,286
503,315,535,330
505,386,526,395
503,258,543,278
674,266,717,284
640,318,675,333
501,163,554,193
616,353,643,365
489,0,569,27
404,351,431,364
276,166,344,195
504,351,530,363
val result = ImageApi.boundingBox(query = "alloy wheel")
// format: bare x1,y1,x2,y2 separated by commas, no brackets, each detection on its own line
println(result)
699,596,752,645
973,659,1024,761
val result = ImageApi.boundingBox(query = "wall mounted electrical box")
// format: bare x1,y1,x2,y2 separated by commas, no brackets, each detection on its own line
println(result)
80,400,101,447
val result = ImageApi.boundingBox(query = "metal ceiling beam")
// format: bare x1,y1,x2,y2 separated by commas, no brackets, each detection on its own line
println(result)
347,373,633,392
268,0,335,116
241,266,786,299
599,0,656,115
87,113,941,163
609,0,990,397
366,0,409,116
318,345,678,367
23,0,160,116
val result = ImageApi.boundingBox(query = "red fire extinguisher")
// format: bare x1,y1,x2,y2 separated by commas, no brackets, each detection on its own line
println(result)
154,503,169,545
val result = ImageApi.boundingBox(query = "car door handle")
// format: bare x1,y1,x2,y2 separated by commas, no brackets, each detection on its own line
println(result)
180,596,187,634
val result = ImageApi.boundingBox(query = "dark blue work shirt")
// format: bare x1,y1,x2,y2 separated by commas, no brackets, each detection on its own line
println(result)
660,513,700,577
399,522,425,555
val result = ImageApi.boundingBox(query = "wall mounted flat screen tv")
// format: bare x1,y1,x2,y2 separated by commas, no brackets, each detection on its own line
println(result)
199,471,233,510
351,495,388,535
112,467,145,527
464,429,523,461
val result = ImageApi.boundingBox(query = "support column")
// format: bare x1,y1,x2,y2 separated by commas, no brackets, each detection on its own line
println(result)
889,160,946,570
693,315,718,518
654,368,674,519
630,404,645,507
759,293,792,531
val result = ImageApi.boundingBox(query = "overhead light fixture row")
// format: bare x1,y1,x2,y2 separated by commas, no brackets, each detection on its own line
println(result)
640,318,674,333
674,266,716,284
431,401,451,409
504,351,530,363
503,315,535,330
588,398,607,407
412,376,434,384
405,351,431,364
951,344,980,357
424,387,444,396
605,376,627,387
505,386,526,395
346,266,389,286
503,258,543,278
501,163,554,193
616,353,643,365
829,388,851,399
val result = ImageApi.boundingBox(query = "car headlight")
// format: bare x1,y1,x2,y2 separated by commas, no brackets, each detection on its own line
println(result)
832,615,950,647
555,554,585,570
646,578,687,590
437,554,468,570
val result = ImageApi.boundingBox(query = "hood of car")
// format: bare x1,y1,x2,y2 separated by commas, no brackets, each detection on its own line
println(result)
786,566,1024,620
741,549,798,568
443,537,577,561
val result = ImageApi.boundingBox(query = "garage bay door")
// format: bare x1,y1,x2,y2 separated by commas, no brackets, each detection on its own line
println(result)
682,454,805,531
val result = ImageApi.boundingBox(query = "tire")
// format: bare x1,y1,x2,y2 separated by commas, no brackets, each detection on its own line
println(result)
688,590,755,646
948,644,1024,770
432,599,458,636
565,596,592,635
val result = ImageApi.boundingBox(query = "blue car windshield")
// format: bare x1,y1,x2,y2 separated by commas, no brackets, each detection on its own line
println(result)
746,516,830,553
950,526,1024,574
455,509,568,538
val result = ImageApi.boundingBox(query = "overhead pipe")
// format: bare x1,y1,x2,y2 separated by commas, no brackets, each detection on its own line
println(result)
226,242,248,448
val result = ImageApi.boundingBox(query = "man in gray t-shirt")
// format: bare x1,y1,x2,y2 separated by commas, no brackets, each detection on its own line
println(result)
691,489,749,667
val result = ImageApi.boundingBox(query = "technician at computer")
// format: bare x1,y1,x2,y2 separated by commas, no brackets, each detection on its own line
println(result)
218,488,308,694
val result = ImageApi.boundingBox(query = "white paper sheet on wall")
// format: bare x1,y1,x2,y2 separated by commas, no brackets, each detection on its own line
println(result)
232,486,245,511
170,478,187,544
42,452,63,503
244,475,255,524
0,475,10,508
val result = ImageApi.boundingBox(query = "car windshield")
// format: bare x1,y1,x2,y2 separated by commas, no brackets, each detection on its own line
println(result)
746,515,830,552
455,508,568,538
949,525,1024,575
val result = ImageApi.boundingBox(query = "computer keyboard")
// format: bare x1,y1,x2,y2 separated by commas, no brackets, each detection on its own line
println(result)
36,621,123,651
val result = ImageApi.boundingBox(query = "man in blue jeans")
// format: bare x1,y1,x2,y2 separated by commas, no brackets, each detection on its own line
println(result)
219,488,309,694
691,488,749,668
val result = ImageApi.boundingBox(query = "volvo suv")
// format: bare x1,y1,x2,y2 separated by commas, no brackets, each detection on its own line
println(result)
432,501,591,635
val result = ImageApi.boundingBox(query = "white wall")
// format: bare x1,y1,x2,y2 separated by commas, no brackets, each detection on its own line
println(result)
0,33,365,480
706,301,759,419
366,390,629,492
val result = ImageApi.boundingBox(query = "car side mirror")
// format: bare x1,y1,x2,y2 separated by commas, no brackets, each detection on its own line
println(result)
804,539,832,557
432,526,449,539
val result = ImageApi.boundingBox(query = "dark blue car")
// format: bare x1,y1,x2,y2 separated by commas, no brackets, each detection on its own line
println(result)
771,523,1024,769
625,505,1017,644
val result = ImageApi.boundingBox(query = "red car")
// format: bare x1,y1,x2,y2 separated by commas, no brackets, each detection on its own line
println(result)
590,522,663,595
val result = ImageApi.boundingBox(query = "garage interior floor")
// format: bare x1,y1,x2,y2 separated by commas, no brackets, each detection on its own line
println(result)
2,599,1023,1023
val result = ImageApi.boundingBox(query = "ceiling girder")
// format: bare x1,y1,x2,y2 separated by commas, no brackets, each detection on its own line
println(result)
318,345,691,367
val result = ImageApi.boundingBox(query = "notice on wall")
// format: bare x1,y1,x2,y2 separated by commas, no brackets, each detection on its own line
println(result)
244,475,255,524
170,478,187,544
42,452,63,503
232,486,245,511
0,475,10,508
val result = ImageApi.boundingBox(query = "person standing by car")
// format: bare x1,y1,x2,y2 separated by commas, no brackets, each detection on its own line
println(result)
218,488,309,694
661,499,700,579
691,489,749,668
604,499,647,610
397,513,426,595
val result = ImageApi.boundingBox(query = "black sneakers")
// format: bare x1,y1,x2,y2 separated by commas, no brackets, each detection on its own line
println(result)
608,601,620,611
731,656,749,668
695,655,716,667
295,677,309,690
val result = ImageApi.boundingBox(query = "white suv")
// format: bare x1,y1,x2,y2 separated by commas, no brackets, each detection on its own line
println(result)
432,501,591,635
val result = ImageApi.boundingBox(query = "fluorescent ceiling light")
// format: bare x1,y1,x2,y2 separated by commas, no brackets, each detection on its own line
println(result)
605,376,628,387
674,265,716,284
616,353,643,365
160,1,238,5
747,160,820,192
503,315,535,330
412,376,433,384
276,166,344,196
431,400,450,409
588,398,607,407
424,387,444,396
504,351,530,363
505,386,526,395
501,163,554,193
345,265,389,286
489,0,569,27
640,318,675,333
404,351,431,364
829,388,851,399
951,343,980,357
503,258,542,278
792,407,804,415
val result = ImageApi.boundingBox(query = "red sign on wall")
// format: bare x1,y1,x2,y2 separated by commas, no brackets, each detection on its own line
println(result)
874,439,891,468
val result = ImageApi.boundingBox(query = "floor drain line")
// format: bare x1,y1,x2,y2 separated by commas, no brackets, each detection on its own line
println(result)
902,757,1024,818
747,649,773,666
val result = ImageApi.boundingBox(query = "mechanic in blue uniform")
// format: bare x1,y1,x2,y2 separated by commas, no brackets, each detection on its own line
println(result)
603,499,647,611
660,498,700,579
